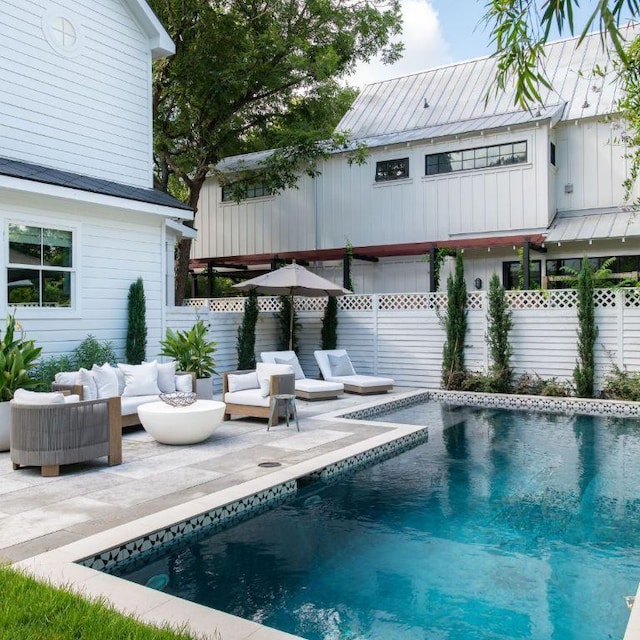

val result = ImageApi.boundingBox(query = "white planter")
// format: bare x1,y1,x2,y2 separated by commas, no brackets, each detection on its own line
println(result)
195,377,214,400
0,401,11,451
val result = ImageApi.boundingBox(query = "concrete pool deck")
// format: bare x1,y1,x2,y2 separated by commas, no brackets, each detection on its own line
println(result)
0,388,425,640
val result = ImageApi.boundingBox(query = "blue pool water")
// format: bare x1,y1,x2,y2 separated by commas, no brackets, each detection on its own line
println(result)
114,404,640,639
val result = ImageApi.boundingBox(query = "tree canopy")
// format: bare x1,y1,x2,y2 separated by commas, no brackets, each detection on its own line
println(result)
148,0,402,302
483,0,640,109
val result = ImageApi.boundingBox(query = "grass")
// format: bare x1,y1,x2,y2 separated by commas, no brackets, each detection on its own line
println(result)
0,564,197,639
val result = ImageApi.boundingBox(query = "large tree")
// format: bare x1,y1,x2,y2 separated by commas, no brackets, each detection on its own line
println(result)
148,0,402,303
483,0,640,109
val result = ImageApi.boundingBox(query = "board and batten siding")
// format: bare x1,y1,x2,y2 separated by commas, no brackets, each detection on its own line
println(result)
1,191,166,361
0,0,153,188
183,290,640,393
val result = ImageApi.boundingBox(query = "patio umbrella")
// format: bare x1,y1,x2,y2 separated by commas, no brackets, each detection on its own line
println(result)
233,262,350,350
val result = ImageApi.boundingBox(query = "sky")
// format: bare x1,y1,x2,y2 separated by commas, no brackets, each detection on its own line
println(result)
347,0,605,89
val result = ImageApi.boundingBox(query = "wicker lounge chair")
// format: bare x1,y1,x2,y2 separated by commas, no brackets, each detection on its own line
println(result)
314,349,394,394
11,396,122,477
260,351,343,400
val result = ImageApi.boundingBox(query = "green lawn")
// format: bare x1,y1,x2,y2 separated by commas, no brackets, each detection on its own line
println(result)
0,564,198,639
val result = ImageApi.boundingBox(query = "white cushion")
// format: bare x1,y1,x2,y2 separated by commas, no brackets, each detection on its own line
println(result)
114,367,125,395
64,394,80,403
328,353,355,377
224,389,271,407
118,362,160,397
256,362,294,397
54,371,79,386
327,374,395,387
78,368,98,400
273,355,305,380
13,389,66,405
143,360,177,393
227,371,259,393
92,363,119,399
120,394,160,417
295,378,343,393
175,374,193,393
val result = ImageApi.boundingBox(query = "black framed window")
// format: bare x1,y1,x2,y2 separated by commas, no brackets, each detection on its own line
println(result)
8,224,73,308
426,141,528,176
502,260,541,290
375,158,409,182
221,182,268,202
546,255,640,288
550,141,556,166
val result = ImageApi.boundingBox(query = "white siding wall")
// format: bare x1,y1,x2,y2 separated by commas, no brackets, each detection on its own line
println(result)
0,0,153,188
1,191,165,360
555,118,633,211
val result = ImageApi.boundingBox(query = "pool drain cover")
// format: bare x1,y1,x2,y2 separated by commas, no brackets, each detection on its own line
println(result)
258,461,282,468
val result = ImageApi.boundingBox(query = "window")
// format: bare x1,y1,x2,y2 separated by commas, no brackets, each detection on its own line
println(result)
375,158,409,182
546,255,640,288
550,141,556,167
502,260,541,290
8,224,73,308
221,182,269,202
42,9,83,57
425,141,528,176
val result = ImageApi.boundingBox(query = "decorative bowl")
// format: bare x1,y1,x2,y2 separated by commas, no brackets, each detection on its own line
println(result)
158,391,197,407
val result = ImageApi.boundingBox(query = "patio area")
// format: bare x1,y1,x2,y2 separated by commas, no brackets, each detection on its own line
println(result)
0,389,412,564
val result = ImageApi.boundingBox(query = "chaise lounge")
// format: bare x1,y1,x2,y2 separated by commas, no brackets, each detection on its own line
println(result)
260,351,344,400
314,349,394,394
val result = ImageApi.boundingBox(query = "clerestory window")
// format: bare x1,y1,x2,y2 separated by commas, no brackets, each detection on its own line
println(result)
426,141,528,176
375,158,409,182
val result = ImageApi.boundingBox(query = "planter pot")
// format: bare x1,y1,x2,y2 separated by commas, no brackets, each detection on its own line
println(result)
196,377,214,400
0,401,11,451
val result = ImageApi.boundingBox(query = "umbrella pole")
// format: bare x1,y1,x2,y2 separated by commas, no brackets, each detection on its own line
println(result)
289,292,294,351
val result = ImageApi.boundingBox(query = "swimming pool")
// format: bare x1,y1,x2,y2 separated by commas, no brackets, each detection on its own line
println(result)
112,403,640,640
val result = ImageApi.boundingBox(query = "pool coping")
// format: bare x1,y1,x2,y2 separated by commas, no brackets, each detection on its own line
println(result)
15,388,640,640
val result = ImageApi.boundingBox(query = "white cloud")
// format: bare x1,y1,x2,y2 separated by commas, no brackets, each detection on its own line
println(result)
346,0,452,89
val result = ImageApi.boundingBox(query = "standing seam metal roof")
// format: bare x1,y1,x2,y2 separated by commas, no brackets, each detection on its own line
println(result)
337,25,639,143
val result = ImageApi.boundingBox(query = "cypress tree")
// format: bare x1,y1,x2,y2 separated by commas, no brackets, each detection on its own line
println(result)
487,273,513,393
442,251,467,389
321,296,339,350
278,295,298,352
574,256,598,397
236,290,259,369
126,277,146,364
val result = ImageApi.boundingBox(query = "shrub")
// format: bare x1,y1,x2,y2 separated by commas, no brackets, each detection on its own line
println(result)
32,354,75,392
278,295,298,352
237,290,259,369
601,365,640,401
126,277,147,364
513,373,573,397
321,296,338,350
73,335,117,370
573,256,597,397
442,250,467,389
486,273,513,393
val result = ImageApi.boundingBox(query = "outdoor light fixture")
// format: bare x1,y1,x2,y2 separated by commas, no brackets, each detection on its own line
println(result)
474,278,482,290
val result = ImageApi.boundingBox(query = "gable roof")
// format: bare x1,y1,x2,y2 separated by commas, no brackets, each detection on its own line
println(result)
0,156,191,212
337,24,639,146
124,0,175,59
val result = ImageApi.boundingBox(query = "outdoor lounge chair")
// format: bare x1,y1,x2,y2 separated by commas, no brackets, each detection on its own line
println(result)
260,351,344,400
314,349,394,395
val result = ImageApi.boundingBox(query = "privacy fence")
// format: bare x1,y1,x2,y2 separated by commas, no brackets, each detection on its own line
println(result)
169,289,640,391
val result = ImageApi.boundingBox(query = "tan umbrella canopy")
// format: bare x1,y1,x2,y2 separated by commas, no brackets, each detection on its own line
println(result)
233,262,350,350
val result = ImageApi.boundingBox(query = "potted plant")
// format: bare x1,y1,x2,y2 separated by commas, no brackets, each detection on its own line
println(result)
0,314,42,450
159,320,217,399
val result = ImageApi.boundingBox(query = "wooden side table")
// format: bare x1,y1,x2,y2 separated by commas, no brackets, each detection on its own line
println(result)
268,394,299,432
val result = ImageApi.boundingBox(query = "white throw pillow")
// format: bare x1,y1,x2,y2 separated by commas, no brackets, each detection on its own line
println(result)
227,371,259,393
13,389,66,405
64,394,80,404
54,371,79,386
113,366,125,395
328,353,355,377
143,360,177,393
273,355,305,380
175,374,193,393
256,362,294,397
78,368,98,400
118,362,160,397
92,363,119,398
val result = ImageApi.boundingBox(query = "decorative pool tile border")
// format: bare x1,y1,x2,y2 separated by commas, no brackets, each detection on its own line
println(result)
78,480,297,573
341,390,640,420
307,428,429,481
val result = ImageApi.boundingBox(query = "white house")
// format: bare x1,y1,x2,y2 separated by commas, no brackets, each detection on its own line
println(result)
191,25,640,295
0,0,193,358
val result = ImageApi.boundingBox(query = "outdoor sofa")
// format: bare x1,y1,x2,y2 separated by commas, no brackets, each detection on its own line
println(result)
314,349,394,394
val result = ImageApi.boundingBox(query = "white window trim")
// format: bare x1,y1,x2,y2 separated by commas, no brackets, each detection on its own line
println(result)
5,219,81,319
42,7,85,59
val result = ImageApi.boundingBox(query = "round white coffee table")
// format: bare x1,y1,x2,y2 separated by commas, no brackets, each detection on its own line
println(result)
138,400,226,445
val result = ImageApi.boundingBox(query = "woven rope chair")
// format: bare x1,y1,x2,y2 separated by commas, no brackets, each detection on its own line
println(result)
11,397,122,477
